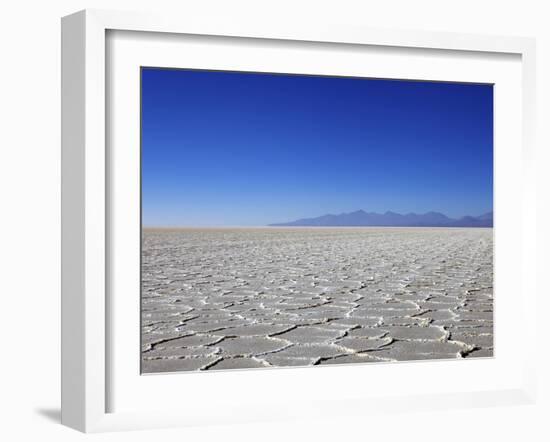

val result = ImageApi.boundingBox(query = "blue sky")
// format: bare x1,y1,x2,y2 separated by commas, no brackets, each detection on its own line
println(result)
142,68,493,226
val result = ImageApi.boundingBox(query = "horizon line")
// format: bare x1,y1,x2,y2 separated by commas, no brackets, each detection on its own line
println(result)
142,225,494,229
288,208,493,217
142,209,493,229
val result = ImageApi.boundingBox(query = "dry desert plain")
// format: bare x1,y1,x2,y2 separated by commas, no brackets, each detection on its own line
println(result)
141,227,493,373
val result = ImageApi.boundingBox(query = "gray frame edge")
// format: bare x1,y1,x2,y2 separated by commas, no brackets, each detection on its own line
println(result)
62,9,107,433
61,10,86,432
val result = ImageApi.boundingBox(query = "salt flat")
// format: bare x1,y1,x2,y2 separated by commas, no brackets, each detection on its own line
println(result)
141,227,493,373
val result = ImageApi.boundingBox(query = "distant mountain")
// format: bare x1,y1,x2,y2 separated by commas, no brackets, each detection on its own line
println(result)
269,210,493,227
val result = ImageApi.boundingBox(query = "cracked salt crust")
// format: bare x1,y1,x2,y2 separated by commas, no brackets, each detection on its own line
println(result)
141,228,493,373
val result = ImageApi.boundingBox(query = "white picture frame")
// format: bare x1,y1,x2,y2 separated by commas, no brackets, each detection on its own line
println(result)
61,9,537,433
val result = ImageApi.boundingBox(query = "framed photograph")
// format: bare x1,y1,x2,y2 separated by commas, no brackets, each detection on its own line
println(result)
61,9,537,432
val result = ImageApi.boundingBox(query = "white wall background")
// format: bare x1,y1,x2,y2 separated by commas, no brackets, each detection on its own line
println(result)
0,1,548,440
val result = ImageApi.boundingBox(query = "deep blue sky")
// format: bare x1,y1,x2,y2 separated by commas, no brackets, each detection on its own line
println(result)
142,68,493,226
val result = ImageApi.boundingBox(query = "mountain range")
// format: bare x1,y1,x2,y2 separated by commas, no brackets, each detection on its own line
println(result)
269,210,493,227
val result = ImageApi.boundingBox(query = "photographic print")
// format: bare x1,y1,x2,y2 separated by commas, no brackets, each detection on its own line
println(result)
141,68,493,374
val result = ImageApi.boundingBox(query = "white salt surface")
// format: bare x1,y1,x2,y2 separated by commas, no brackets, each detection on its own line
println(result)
141,228,493,373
